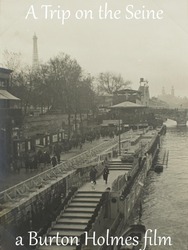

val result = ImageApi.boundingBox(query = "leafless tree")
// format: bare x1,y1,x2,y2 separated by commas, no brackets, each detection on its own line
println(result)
97,72,131,95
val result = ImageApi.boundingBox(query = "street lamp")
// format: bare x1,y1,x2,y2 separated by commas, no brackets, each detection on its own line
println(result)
118,107,122,156
118,118,121,156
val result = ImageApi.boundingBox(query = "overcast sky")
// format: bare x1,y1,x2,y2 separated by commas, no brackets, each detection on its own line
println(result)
1,0,188,97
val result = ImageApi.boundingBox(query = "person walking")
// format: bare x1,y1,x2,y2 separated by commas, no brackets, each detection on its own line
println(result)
51,155,57,168
90,166,97,185
103,165,109,184
79,141,83,150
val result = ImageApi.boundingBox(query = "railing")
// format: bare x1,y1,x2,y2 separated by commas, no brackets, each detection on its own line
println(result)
111,174,126,191
0,131,132,205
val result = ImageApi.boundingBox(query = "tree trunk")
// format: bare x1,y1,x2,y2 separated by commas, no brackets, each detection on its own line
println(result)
80,112,83,136
68,110,71,140
74,112,77,135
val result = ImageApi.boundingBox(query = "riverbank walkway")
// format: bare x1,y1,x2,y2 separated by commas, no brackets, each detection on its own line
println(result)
79,158,130,192
0,137,108,192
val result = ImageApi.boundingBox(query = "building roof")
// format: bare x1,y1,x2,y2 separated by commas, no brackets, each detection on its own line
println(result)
0,67,13,74
0,90,20,100
110,101,145,109
0,67,13,80
113,88,141,95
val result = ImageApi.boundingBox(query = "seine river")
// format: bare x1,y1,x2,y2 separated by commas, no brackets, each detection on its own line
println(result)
141,121,188,250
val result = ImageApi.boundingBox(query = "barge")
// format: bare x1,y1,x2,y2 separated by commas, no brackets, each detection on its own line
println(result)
113,224,146,250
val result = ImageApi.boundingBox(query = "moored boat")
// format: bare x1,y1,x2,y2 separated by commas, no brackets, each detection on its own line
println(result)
113,224,146,250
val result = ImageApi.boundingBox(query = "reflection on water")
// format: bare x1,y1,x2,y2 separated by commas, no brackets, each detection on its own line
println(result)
141,123,188,250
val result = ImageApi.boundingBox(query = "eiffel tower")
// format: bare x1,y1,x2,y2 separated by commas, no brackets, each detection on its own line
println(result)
32,33,39,69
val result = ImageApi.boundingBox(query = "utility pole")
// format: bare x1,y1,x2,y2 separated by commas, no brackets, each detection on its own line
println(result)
118,114,121,156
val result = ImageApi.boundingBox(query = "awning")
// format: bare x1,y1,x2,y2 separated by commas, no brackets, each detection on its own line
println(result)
0,90,20,100
110,101,145,109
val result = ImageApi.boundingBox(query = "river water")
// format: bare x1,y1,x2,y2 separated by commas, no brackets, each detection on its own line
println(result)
141,121,188,250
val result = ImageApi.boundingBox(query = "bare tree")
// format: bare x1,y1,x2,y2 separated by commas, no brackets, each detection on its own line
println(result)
3,50,22,71
2,50,23,89
97,72,131,95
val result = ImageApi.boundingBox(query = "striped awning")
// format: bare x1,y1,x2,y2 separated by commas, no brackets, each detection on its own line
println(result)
0,90,20,100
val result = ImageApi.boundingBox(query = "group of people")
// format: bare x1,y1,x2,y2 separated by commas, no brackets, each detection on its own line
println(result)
90,160,110,186
11,127,116,174
24,131,114,172
24,149,61,171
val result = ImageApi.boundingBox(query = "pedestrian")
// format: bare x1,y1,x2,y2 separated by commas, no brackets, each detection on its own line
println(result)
33,154,38,170
44,151,51,164
24,153,30,172
103,165,109,184
56,152,61,164
51,155,57,168
54,143,61,164
90,166,97,185
79,141,83,150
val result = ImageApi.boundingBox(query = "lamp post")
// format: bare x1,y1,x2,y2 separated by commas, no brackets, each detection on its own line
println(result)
118,119,121,155
118,110,121,156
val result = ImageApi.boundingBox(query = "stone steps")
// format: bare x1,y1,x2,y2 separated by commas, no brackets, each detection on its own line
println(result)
65,207,95,213
62,212,93,219
68,202,97,208
75,193,102,198
77,191,103,194
109,162,131,165
57,218,89,224
48,230,84,236
109,162,131,166
39,191,102,250
53,223,86,230
108,161,132,171
72,197,100,202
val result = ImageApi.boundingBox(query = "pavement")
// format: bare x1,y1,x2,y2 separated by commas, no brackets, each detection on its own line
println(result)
79,168,127,193
0,137,109,192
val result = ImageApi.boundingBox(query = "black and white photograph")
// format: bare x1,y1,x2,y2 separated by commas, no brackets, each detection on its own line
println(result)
0,0,188,249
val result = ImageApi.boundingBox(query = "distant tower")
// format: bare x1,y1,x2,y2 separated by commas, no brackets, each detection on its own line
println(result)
171,86,174,96
32,33,39,68
138,78,150,106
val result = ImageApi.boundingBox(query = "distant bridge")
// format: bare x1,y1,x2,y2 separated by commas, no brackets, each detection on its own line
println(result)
151,107,188,126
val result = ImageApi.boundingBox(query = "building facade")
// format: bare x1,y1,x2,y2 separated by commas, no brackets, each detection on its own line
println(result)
0,68,22,172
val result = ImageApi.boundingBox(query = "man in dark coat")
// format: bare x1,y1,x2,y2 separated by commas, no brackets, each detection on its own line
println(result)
90,166,97,184
51,155,57,168
103,165,109,184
